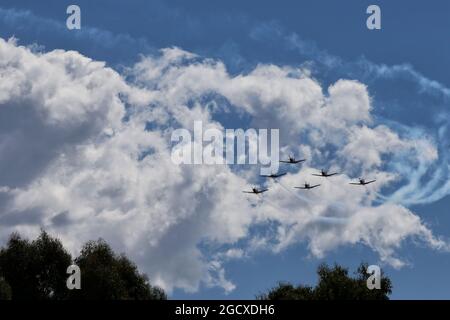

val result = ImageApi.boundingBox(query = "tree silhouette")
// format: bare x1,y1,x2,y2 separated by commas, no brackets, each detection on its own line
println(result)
0,277,11,300
0,231,71,300
69,239,166,300
0,231,166,300
258,263,392,300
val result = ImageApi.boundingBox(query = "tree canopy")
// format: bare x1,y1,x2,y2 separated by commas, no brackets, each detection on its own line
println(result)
0,231,71,300
0,276,11,300
258,263,392,300
0,231,166,300
69,239,166,300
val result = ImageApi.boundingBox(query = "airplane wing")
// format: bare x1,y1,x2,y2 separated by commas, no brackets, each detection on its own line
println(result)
311,174,323,177
326,173,338,177
310,184,320,188
274,173,287,177
294,187,307,189
262,173,287,178
349,183,361,185
280,159,305,164
258,189,269,193
364,180,376,185
242,191,254,193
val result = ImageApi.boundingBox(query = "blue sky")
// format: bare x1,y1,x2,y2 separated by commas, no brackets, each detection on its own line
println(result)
1,0,450,299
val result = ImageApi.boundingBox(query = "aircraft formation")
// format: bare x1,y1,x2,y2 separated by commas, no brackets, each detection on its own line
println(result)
242,155,376,195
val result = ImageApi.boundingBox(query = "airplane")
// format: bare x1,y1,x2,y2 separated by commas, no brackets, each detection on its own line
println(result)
280,155,306,164
349,178,376,186
260,172,287,179
312,169,339,177
242,187,269,194
294,182,320,190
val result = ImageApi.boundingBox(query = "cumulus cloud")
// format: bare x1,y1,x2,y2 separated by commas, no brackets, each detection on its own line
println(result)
250,22,450,206
0,38,448,294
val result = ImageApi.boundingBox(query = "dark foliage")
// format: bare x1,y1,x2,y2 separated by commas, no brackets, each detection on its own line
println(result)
0,231,166,300
0,276,11,300
0,231,71,300
69,239,166,300
258,263,392,300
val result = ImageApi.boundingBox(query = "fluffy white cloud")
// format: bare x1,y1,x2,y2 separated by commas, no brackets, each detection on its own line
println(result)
0,39,448,294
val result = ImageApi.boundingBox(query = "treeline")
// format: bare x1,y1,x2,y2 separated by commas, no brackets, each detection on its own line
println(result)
0,231,392,300
0,231,166,300
257,263,392,300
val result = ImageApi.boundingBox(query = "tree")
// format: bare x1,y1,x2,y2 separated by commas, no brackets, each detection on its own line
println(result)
258,282,315,300
0,232,166,300
258,263,392,300
0,231,72,300
0,277,12,300
69,239,166,300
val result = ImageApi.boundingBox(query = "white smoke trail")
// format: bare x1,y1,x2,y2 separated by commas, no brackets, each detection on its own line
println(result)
383,123,450,206
277,180,311,204
274,180,347,224
262,196,347,225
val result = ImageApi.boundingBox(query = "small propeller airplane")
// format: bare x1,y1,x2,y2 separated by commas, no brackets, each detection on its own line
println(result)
280,155,306,164
260,172,287,179
312,169,338,177
349,178,376,186
242,187,269,194
294,182,320,190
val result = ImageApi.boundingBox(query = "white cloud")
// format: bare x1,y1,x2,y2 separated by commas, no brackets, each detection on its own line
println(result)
0,39,448,294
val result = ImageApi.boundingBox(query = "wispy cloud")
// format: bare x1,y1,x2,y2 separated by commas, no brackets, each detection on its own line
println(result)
0,7,155,62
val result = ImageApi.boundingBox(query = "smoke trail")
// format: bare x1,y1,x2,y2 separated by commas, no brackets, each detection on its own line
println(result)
275,180,347,224
262,197,291,215
373,191,389,203
277,180,311,204
379,120,450,206
262,196,347,225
